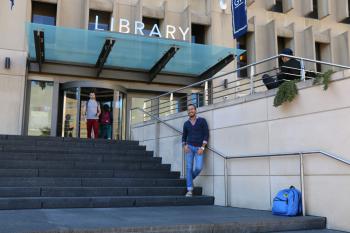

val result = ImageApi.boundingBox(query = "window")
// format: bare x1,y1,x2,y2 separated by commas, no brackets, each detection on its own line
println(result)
27,81,54,136
277,37,287,54
315,42,322,72
237,35,248,78
306,0,318,19
88,10,111,31
191,24,206,44
277,36,293,67
270,0,283,13
142,17,160,37
31,1,57,26
277,36,293,53
131,97,151,124
315,42,330,72
341,0,350,24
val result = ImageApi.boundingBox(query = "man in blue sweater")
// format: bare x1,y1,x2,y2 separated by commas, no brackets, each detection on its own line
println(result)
182,104,209,197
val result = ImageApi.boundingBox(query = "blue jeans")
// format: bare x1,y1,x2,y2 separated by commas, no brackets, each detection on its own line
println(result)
185,145,204,191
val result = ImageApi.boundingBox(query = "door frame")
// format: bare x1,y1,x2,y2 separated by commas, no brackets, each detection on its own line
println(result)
61,81,127,139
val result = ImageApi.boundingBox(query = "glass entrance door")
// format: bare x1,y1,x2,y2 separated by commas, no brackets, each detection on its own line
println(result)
60,83,126,140
61,87,79,138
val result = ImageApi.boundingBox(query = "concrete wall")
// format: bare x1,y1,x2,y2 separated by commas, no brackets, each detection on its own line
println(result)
131,70,350,232
0,0,30,135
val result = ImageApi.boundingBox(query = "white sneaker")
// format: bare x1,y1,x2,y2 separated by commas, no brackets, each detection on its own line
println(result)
185,191,193,197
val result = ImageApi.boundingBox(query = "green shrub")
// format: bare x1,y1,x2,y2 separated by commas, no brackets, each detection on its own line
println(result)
313,69,334,91
273,80,299,107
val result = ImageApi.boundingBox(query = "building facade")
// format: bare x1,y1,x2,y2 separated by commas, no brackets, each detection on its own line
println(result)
0,0,350,139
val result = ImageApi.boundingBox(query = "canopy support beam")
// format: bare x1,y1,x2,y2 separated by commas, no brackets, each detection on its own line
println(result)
96,38,116,77
198,54,235,80
149,46,179,82
33,30,45,72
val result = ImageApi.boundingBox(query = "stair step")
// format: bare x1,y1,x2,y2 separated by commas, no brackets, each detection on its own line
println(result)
1,145,146,153
1,135,139,145
0,169,177,178
0,152,155,161
0,195,214,210
0,187,202,197
0,160,170,170
0,177,186,187
39,169,179,178
0,140,139,147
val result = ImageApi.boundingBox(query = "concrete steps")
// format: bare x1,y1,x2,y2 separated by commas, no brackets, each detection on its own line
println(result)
0,135,214,210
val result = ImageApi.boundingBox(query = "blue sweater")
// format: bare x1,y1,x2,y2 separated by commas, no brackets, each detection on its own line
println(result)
182,117,209,147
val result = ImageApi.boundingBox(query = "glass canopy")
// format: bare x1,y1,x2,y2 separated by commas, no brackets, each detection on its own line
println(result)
26,23,245,76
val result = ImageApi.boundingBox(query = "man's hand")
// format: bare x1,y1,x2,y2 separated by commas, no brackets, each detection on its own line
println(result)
184,145,190,153
197,148,204,155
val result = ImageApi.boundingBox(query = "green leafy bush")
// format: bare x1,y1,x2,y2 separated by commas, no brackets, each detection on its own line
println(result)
273,80,299,107
313,69,334,91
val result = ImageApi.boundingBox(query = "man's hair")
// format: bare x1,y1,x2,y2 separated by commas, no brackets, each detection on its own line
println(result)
281,48,293,56
187,104,197,110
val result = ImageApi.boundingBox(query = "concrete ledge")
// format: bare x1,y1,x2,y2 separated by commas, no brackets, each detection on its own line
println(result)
0,206,326,233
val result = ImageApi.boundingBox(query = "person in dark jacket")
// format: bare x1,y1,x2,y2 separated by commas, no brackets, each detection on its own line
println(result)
263,48,301,90
182,104,209,197
100,104,112,139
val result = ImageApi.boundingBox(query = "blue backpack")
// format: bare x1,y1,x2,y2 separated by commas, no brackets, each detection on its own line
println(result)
272,186,302,216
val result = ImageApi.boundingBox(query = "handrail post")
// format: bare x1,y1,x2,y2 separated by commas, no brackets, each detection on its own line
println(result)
204,81,209,106
300,153,306,216
170,93,174,115
224,157,228,206
249,65,255,94
128,109,132,140
182,147,185,179
300,59,306,82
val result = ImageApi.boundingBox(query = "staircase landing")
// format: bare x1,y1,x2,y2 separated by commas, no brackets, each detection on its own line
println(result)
0,206,331,233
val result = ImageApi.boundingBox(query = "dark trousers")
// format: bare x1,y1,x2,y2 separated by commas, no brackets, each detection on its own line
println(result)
262,74,283,90
101,124,112,139
87,119,99,139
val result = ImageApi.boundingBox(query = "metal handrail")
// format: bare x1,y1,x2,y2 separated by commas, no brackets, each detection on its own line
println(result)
130,107,226,158
130,107,350,216
226,150,350,166
145,54,350,103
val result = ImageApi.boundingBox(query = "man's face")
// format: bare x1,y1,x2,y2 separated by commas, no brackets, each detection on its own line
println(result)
281,56,290,63
89,93,96,99
187,105,196,117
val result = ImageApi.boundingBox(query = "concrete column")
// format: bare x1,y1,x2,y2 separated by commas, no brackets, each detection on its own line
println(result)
160,1,170,39
112,0,119,31
301,0,313,16
247,0,255,6
83,0,90,30
135,0,143,22
318,0,330,19
318,29,332,72
335,0,349,22
56,0,62,26
332,31,350,67
282,0,294,13
58,0,86,29
181,5,191,42
255,20,277,74
265,0,276,10
301,26,316,71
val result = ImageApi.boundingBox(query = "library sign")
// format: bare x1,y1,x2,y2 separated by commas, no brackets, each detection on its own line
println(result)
94,16,190,41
